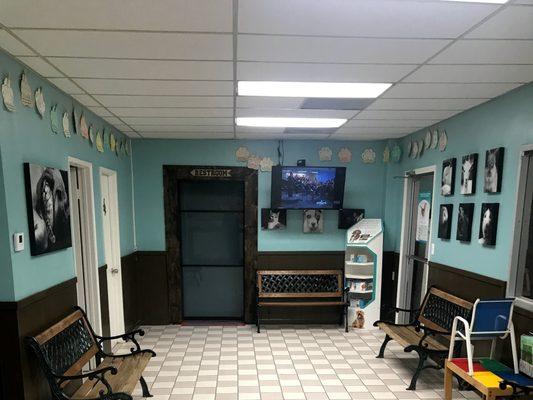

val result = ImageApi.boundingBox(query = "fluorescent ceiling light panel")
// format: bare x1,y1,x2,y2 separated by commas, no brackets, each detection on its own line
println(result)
238,81,391,98
235,117,346,128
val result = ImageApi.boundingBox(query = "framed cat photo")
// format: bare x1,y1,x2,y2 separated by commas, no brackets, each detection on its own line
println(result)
460,153,478,195
484,147,504,193
261,208,287,230
438,204,453,239
456,203,474,242
441,158,456,196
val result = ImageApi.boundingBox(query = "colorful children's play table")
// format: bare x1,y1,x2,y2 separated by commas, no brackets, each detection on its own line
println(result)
445,359,533,399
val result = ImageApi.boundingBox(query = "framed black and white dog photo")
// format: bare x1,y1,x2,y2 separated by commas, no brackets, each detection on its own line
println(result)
303,209,323,233
438,204,453,239
338,208,365,229
24,163,72,256
479,203,499,246
441,158,456,196
456,203,474,242
484,147,504,193
460,153,478,195
261,208,287,230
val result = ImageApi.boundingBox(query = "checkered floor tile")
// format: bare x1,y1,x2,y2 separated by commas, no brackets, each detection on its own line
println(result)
112,325,479,400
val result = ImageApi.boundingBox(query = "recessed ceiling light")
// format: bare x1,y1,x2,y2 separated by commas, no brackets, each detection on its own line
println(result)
238,81,391,98
439,0,508,3
235,117,346,128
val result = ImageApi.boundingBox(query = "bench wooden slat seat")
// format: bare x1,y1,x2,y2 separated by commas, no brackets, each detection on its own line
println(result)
26,307,156,400
256,270,348,333
373,287,473,391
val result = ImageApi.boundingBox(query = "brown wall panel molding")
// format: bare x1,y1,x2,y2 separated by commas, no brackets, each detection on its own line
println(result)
258,251,345,270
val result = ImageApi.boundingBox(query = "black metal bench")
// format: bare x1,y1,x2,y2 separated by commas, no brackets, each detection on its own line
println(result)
256,270,348,333
26,307,156,400
373,287,473,390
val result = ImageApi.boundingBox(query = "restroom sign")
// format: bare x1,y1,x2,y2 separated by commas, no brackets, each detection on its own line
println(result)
190,168,232,177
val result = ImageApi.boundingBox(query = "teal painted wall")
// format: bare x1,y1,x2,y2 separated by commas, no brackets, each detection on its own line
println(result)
383,82,533,281
0,146,15,300
132,139,387,252
0,50,135,301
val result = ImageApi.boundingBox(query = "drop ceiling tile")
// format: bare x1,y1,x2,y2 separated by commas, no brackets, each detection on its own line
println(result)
88,106,113,117
136,125,234,133
0,29,35,55
239,0,497,38
236,108,356,118
334,127,413,135
72,94,100,107
48,58,233,80
343,119,438,128
95,95,233,108
17,56,63,77
123,117,233,126
430,40,533,64
236,97,305,109
236,127,285,134
124,131,142,138
466,6,533,39
366,98,488,111
14,30,233,60
236,132,330,139
382,83,521,98
355,109,458,120
0,0,233,32
103,116,125,125
110,107,233,118
140,132,234,139
331,131,407,140
238,35,450,64
237,62,416,82
75,79,233,96
405,64,533,83
47,78,84,94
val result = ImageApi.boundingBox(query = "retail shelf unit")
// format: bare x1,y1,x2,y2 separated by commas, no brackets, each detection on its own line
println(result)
345,219,383,330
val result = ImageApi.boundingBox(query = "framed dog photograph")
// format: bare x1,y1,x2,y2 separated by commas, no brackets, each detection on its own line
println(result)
441,158,456,196
24,163,72,256
460,153,478,195
484,147,504,193
261,208,287,230
479,203,499,246
338,208,365,229
456,203,474,242
438,204,453,239
303,209,323,233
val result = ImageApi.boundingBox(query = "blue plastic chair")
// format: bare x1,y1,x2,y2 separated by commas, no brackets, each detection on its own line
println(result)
448,298,519,375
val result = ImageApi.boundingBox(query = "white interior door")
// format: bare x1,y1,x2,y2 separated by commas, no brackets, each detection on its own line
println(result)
100,169,125,340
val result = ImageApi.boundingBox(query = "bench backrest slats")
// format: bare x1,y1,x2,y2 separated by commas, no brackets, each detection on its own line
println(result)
418,287,473,333
257,270,343,298
33,309,99,378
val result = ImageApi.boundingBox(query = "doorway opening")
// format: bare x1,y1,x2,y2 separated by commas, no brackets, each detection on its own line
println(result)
100,168,125,341
68,157,101,335
163,166,258,324
397,166,436,322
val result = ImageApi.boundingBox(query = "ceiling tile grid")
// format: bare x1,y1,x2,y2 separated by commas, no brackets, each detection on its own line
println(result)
0,0,531,140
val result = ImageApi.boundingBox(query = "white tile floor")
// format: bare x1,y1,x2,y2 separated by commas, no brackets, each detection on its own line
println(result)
119,325,479,400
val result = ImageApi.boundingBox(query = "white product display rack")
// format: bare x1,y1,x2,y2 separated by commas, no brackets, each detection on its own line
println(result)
345,219,383,330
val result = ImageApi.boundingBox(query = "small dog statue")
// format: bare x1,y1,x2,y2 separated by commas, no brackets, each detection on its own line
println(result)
352,310,365,329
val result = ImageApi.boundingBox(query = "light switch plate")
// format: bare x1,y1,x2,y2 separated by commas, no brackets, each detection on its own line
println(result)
13,233,24,252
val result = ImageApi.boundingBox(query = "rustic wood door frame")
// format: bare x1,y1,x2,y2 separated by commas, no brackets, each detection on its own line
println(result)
163,166,258,323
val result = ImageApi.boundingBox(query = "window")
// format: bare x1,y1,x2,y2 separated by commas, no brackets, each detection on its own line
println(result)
510,147,533,308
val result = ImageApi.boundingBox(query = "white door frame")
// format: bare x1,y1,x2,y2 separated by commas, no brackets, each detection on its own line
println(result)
396,165,437,320
99,167,125,338
68,157,102,335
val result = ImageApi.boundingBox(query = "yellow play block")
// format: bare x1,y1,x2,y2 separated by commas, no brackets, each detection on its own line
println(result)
473,371,503,388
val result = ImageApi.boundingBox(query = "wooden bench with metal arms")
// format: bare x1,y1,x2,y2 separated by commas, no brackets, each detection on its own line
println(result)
373,287,473,390
256,270,348,333
26,307,156,400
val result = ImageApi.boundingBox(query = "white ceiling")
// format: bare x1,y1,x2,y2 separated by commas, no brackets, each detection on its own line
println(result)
0,0,531,140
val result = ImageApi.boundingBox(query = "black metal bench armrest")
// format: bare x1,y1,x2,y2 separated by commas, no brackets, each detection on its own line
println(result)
373,320,418,328
416,325,451,336
96,329,146,353
55,366,118,396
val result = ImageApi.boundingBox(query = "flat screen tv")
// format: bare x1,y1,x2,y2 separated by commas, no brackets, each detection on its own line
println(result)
271,166,346,209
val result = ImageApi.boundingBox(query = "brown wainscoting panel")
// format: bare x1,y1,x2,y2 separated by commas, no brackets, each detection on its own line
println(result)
98,265,110,339
121,252,141,331
0,278,78,400
381,251,399,319
427,261,506,301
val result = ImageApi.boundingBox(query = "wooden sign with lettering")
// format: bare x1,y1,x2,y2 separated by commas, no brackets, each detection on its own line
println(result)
190,168,232,178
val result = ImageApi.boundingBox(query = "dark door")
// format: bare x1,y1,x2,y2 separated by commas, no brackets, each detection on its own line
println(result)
179,180,244,319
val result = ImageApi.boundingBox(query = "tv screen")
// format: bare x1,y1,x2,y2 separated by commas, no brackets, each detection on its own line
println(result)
271,166,346,209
